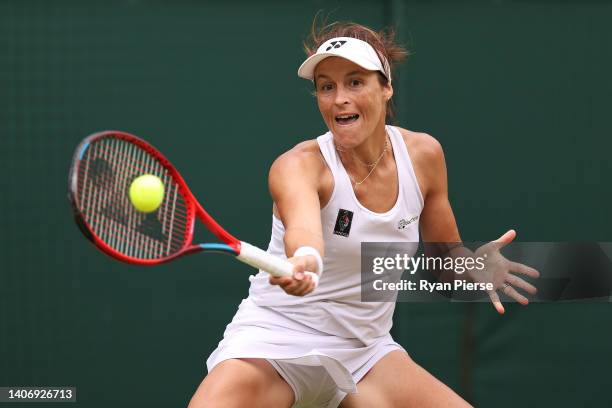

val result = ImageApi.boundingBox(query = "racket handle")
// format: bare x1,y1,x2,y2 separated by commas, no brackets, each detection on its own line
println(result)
237,241,294,277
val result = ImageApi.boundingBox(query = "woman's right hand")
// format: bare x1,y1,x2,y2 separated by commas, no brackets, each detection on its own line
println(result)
269,255,318,296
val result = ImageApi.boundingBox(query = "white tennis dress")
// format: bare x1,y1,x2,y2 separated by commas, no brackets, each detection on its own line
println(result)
207,125,424,407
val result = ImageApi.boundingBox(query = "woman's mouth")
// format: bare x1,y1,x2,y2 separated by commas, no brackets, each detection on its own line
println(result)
334,114,360,125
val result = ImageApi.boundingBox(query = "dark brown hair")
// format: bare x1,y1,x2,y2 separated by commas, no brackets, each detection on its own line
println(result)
304,17,409,121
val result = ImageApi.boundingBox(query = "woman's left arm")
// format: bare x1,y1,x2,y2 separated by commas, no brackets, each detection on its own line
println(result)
408,131,539,314
408,132,460,244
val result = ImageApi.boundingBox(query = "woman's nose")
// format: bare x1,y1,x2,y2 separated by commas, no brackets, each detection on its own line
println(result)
334,86,350,105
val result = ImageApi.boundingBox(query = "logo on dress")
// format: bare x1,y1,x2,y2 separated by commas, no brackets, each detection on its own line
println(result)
333,209,354,237
398,215,419,230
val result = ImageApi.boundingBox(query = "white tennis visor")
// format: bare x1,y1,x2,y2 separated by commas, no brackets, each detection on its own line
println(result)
298,37,391,83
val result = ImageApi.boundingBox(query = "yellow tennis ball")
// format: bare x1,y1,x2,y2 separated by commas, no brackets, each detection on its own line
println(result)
129,174,165,213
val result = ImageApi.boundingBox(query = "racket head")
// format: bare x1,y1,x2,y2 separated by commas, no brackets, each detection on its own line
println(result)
68,131,203,264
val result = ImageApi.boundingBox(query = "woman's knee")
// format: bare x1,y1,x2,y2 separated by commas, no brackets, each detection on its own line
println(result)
188,359,293,408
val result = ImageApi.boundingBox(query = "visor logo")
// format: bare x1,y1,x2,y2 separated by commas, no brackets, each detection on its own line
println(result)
326,40,347,51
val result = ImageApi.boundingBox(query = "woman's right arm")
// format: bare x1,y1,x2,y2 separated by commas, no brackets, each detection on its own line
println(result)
268,145,325,296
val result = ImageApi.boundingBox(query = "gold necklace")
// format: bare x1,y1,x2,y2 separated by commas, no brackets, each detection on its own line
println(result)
336,136,389,188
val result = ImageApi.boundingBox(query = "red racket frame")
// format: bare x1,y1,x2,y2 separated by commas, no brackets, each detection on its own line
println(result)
68,131,242,265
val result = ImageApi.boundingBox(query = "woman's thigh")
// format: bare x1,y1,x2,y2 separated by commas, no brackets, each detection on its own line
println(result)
188,358,295,408
340,351,472,408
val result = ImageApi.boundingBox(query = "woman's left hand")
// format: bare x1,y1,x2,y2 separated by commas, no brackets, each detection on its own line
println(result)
469,229,540,314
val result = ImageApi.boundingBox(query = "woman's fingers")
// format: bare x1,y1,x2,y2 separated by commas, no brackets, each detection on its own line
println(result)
269,275,293,286
487,229,517,252
268,255,317,296
508,261,540,278
487,290,505,314
501,284,529,305
506,274,537,295
477,229,516,256
497,229,516,245
286,275,314,296
489,281,531,313
293,276,315,296
268,271,315,296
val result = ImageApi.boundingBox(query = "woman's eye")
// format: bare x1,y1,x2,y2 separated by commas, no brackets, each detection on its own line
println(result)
350,79,362,87
320,84,333,92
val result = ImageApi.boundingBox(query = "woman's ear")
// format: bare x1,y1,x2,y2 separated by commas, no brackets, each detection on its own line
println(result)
383,82,394,102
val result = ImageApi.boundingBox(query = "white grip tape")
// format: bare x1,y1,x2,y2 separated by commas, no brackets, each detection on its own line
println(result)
237,241,293,277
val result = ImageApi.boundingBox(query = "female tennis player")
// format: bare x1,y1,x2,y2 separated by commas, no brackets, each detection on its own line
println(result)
188,21,538,408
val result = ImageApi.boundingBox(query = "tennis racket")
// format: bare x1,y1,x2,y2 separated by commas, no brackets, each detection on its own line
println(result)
67,130,295,277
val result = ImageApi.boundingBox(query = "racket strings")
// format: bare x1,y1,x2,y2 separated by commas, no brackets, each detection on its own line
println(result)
77,137,190,259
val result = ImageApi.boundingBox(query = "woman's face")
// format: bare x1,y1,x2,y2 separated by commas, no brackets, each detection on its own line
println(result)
314,56,393,148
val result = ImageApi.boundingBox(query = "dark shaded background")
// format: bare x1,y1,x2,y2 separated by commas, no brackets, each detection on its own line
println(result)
1,1,610,406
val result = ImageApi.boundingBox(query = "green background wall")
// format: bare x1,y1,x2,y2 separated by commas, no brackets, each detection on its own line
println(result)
1,1,610,406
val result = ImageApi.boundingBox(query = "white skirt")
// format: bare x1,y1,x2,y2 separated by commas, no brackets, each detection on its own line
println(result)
206,298,404,406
